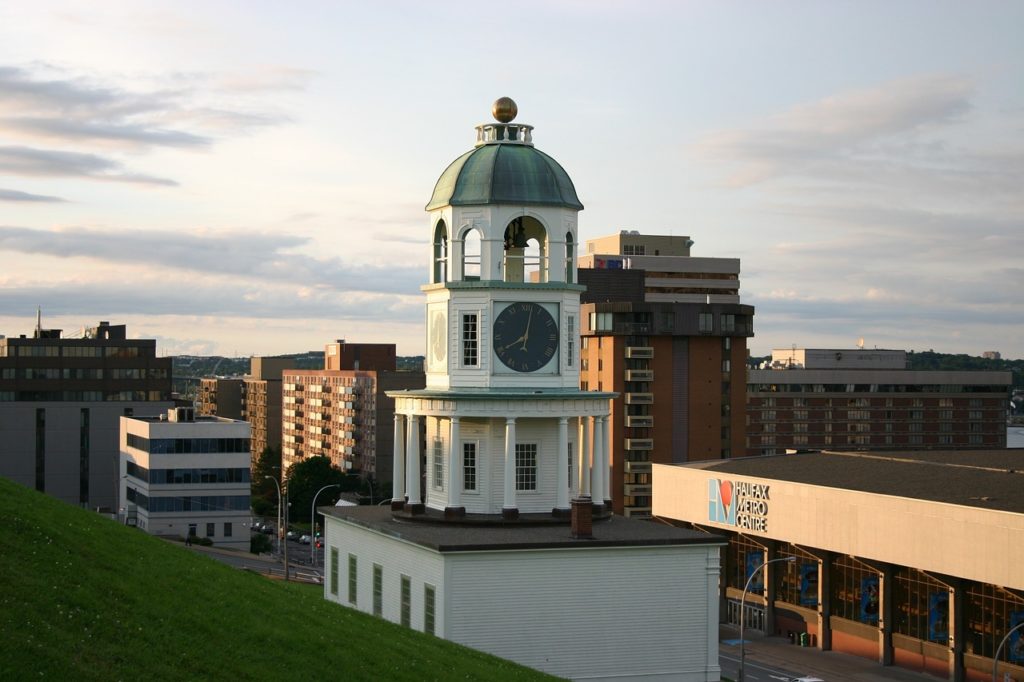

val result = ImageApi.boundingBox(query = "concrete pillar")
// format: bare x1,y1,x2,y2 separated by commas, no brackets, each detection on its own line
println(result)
502,417,518,519
879,563,894,665
391,414,405,511
949,581,965,682
579,416,591,497
598,411,606,507
764,544,778,635
591,415,604,511
818,552,834,651
445,416,464,518
404,414,423,513
554,417,570,515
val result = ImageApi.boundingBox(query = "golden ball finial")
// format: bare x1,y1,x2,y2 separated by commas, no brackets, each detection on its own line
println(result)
492,97,518,123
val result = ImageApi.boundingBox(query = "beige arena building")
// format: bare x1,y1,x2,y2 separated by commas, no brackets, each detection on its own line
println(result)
653,448,1024,682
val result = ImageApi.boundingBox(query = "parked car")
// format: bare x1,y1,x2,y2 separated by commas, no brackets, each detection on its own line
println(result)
299,534,311,545
261,525,275,535
286,530,300,541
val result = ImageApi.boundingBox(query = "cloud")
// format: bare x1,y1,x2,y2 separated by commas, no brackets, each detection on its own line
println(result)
693,74,978,188
0,276,423,323
2,116,211,147
0,225,422,295
0,146,177,185
217,67,316,92
0,187,64,202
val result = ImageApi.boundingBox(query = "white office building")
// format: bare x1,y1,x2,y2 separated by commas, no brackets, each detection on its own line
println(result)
120,407,252,550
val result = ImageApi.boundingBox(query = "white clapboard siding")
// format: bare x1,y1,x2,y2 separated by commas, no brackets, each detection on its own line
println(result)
446,545,721,681
323,518,445,635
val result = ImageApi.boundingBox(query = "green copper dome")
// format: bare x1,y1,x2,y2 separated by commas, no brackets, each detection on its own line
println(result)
426,143,583,211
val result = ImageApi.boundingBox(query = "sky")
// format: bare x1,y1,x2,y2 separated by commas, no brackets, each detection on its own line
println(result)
0,1,1021,359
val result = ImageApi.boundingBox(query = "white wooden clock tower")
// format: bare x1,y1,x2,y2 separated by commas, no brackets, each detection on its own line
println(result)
389,98,614,520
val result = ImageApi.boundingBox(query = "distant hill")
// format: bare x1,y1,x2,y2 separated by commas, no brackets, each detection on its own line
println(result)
172,354,425,398
0,476,553,681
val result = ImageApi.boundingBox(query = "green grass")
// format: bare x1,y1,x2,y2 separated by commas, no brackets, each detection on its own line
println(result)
0,477,558,681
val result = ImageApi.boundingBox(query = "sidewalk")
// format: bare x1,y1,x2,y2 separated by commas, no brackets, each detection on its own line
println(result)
721,625,942,682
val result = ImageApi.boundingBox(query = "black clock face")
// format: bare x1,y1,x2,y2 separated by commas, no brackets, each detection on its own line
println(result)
493,302,558,373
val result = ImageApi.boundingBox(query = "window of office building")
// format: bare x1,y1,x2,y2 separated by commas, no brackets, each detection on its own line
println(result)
589,312,613,331
515,444,537,491
698,312,713,333
966,582,1024,661
206,522,215,537
775,544,819,608
462,313,478,366
894,567,948,644
726,536,765,592
833,555,880,624
372,564,383,616
224,522,232,537
720,314,735,333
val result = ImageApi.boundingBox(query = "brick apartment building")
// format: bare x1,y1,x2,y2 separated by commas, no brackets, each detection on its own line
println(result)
281,341,424,487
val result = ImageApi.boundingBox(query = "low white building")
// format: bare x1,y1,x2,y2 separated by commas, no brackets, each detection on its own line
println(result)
322,507,725,681
120,407,252,550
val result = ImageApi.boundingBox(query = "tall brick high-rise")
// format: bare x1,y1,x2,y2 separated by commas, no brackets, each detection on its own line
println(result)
579,232,754,517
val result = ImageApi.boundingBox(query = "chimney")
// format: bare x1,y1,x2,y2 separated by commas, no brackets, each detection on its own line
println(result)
571,497,593,539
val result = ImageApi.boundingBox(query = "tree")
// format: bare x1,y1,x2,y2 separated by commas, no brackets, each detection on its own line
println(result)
284,456,356,525
251,446,281,518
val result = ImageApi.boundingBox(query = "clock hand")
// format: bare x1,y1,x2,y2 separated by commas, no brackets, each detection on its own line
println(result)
499,334,525,353
519,308,533,350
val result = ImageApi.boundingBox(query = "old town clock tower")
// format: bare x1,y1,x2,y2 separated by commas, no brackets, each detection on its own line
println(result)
388,98,614,520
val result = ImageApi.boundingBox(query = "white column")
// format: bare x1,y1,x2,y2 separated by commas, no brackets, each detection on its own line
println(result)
580,416,591,497
406,414,422,507
603,413,612,507
447,416,462,509
503,417,517,512
591,415,604,507
556,416,569,511
392,414,405,503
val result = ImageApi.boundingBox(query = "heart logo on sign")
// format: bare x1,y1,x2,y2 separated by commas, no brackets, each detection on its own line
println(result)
720,480,733,510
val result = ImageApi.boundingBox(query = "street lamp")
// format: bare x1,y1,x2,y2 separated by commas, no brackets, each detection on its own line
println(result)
738,555,796,682
264,476,290,581
993,620,1024,681
311,483,341,569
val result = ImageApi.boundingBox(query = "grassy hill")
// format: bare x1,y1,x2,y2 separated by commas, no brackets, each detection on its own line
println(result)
0,477,555,681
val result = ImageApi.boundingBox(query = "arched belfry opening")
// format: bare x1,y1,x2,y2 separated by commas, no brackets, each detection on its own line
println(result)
461,226,481,280
432,220,448,284
503,215,547,283
564,231,575,283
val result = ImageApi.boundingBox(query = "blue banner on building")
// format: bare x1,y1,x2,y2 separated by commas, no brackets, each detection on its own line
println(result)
929,592,949,643
800,563,818,607
1009,611,1024,664
745,552,764,593
860,576,879,624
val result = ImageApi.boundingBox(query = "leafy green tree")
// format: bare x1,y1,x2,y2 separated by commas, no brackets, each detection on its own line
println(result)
250,533,273,555
251,446,281,518
284,456,355,525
